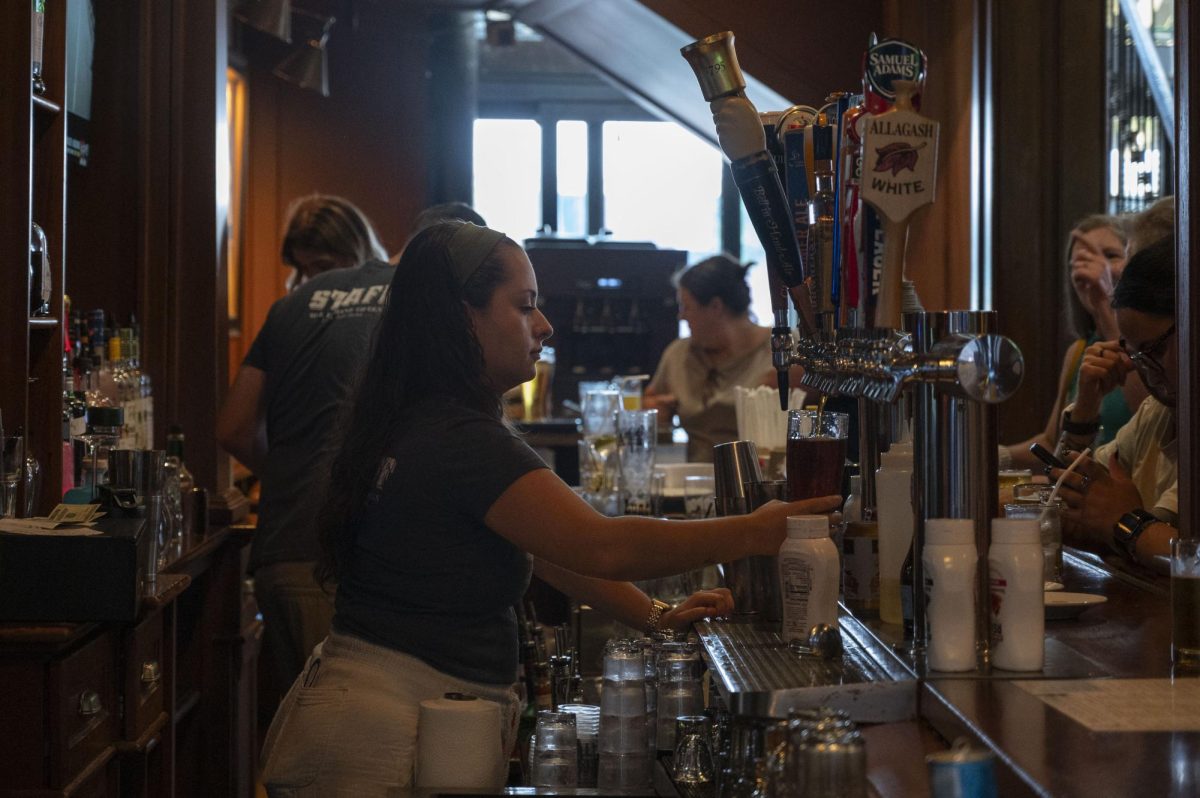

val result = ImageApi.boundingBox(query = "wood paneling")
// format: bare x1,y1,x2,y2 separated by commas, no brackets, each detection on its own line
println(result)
640,0,882,106
989,0,1107,444
233,2,434,369
1178,0,1197,541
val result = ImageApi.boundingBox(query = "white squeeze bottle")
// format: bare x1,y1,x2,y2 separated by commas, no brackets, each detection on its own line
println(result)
779,515,840,642
989,518,1045,671
923,519,978,672
875,440,914,625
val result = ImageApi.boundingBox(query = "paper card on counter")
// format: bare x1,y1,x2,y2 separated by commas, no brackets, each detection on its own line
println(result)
47,503,104,524
1016,679,1200,732
0,519,103,536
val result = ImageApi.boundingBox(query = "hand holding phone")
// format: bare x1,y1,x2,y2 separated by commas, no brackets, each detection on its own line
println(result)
1029,442,1069,470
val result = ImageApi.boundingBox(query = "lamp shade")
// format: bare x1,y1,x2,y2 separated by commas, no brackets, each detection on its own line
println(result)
273,14,335,97
273,42,328,96
234,0,291,43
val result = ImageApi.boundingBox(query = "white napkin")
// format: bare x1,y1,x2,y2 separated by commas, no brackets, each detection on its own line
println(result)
734,385,806,452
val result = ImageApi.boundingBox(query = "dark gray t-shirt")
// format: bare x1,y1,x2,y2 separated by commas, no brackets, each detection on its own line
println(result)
243,260,393,571
333,400,548,685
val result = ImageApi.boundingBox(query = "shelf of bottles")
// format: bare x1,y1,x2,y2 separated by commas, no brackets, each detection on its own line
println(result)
2,0,69,516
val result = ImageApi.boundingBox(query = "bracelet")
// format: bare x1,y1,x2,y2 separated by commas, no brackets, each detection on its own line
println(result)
645,599,671,634
1062,414,1100,435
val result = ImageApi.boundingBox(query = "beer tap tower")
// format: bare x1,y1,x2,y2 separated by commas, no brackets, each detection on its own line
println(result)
683,33,1025,667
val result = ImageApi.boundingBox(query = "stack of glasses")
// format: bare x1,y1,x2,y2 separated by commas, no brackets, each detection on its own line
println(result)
530,710,578,788
598,640,652,789
654,640,703,751
557,703,600,788
579,388,621,514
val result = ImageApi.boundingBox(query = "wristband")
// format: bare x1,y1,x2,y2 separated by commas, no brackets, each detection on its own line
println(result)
1062,414,1100,436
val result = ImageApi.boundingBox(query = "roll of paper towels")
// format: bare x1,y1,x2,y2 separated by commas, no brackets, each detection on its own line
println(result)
415,692,504,790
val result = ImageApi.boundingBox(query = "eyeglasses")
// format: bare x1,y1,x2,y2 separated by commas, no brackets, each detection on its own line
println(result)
1120,323,1175,381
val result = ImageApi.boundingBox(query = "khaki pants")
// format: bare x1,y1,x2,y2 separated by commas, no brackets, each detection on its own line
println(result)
253,561,336,692
261,630,521,797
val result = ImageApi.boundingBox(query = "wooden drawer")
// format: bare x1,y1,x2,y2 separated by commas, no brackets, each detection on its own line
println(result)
48,629,118,789
122,607,165,741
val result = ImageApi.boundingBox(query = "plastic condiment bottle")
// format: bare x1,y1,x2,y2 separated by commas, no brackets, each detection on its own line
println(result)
779,515,840,642
875,441,914,625
989,518,1045,671
923,519,978,672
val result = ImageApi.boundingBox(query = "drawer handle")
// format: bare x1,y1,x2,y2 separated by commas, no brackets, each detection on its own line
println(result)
79,690,102,717
141,661,162,685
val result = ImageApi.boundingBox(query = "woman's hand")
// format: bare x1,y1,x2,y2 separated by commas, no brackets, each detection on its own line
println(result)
1069,232,1122,339
1073,340,1134,419
660,588,734,631
750,495,843,555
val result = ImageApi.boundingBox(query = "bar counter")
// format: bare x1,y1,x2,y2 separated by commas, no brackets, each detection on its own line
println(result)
698,548,1199,797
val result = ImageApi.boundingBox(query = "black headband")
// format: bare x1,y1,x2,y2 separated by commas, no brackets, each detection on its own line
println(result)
448,223,506,286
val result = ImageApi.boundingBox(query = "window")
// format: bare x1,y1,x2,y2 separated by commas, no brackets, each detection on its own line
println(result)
556,120,587,237
473,119,542,239
601,121,723,255
472,115,788,333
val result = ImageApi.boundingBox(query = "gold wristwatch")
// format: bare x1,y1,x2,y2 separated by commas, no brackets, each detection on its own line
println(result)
645,599,672,634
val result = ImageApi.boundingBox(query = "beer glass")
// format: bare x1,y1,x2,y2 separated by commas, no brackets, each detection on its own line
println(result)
531,710,579,787
1006,485,1064,586
786,411,849,500
1,435,24,518
616,409,657,515
683,474,716,519
673,716,715,784
1171,538,1200,671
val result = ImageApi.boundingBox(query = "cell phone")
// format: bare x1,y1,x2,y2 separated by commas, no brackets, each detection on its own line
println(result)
1029,442,1069,470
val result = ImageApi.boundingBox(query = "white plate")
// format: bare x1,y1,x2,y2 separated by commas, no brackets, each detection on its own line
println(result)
1044,591,1107,620
1044,582,1065,592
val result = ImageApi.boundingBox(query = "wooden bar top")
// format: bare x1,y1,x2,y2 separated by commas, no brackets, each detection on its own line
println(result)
917,549,1200,797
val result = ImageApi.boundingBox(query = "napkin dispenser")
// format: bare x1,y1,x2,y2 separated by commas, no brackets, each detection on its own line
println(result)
0,517,151,622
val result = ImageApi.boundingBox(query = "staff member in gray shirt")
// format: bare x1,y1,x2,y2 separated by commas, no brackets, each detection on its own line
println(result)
217,194,388,697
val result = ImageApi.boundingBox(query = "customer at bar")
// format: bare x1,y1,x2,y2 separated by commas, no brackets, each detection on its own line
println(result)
1124,194,1174,257
643,254,777,462
259,222,840,795
1055,235,1177,572
217,194,390,704
1003,215,1146,469
389,200,486,264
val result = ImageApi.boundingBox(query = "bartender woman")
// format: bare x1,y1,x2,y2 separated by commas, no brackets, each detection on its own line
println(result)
259,223,839,795
643,255,776,462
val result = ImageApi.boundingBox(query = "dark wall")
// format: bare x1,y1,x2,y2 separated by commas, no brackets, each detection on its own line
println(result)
235,2,437,365
65,5,141,327
641,0,883,102
990,0,1107,444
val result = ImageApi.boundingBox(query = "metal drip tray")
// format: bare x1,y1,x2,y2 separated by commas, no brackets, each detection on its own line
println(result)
696,615,917,723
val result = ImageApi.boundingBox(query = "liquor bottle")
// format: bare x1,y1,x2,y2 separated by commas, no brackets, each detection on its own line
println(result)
900,542,915,640
132,321,153,449
30,223,51,316
113,333,136,449
166,425,194,538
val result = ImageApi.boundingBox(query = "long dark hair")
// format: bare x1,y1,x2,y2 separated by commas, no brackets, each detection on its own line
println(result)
674,254,753,316
316,222,515,585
